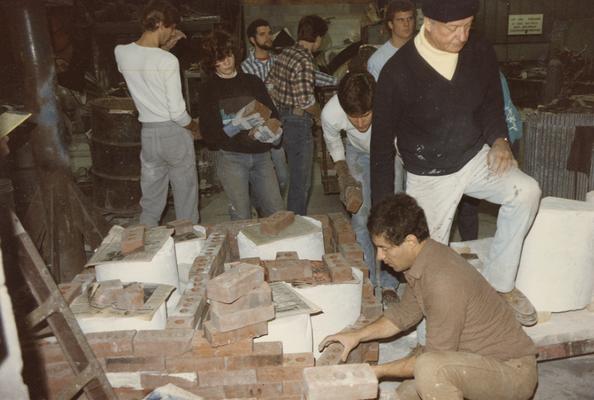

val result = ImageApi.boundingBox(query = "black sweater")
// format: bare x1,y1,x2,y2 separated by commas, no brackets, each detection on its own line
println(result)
199,72,279,153
370,34,508,205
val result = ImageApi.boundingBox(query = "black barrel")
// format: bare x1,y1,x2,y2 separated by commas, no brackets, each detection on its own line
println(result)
89,97,141,214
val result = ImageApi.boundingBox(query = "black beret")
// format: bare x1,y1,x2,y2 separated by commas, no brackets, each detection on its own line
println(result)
422,0,479,23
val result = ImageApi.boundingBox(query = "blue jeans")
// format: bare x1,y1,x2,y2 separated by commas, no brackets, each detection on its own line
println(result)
216,150,284,220
270,147,289,196
279,110,313,215
346,143,398,290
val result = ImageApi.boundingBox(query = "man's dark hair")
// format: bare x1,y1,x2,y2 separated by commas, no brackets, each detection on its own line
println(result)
337,72,375,116
385,0,415,31
297,15,328,42
142,0,180,31
246,19,270,40
200,30,237,74
368,193,430,246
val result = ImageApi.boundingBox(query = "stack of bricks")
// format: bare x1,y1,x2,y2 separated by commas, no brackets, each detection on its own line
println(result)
263,251,313,283
32,328,314,399
205,263,275,346
328,212,357,246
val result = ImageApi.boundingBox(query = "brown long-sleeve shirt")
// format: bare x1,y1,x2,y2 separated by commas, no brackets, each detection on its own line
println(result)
384,239,536,361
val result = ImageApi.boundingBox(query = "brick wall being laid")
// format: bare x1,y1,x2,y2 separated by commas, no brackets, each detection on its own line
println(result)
28,213,381,399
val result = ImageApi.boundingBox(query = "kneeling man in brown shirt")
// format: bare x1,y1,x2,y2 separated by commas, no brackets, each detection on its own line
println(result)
320,193,538,400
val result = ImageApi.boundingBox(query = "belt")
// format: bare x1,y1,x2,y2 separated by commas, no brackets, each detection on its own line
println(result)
278,106,306,117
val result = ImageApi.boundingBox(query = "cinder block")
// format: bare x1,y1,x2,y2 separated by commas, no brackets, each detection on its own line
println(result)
105,356,165,372
204,320,268,347
85,330,136,358
198,369,257,387
121,225,145,254
264,260,313,282
303,363,378,400
133,329,194,356
166,219,194,236
210,282,272,315
276,251,299,260
339,243,364,262
225,341,283,370
260,211,295,236
207,263,265,303
210,303,275,332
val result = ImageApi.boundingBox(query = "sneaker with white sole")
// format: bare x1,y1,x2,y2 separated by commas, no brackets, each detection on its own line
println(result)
499,287,538,327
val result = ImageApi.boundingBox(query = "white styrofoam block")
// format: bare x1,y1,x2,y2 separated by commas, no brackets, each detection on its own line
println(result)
254,313,313,354
174,226,206,267
516,197,594,312
96,236,180,291
237,216,325,260
294,268,363,358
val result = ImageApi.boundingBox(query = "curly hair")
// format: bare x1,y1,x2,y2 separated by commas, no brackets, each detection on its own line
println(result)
337,71,375,116
141,0,180,32
368,193,430,246
200,30,237,75
246,19,270,40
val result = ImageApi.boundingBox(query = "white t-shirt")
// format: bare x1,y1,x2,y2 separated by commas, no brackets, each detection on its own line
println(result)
367,40,398,81
321,95,371,162
114,42,191,126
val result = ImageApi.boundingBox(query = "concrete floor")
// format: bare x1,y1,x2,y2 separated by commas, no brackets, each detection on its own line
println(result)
196,159,594,400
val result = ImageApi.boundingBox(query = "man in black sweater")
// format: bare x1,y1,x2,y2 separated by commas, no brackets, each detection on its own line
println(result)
370,0,541,326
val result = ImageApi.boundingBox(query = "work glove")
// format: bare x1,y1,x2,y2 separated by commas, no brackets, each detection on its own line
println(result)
249,118,283,144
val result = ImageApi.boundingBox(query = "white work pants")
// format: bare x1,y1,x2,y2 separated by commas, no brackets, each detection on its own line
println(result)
407,145,541,292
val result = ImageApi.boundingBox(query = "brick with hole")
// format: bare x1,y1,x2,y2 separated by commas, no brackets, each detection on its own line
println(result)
303,363,378,400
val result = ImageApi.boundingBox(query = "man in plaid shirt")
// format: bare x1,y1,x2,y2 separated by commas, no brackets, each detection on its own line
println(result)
241,18,336,199
267,15,329,215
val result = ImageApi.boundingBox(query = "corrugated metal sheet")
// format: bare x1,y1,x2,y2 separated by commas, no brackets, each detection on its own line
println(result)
524,112,594,200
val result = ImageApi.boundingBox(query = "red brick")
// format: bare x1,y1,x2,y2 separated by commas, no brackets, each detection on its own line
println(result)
283,381,304,396
275,251,299,260
225,341,283,370
185,386,226,399
339,242,365,262
85,330,136,358
244,99,273,121
210,303,275,332
351,259,370,279
239,257,262,266
191,334,253,357
260,211,295,236
166,290,206,329
257,366,304,383
303,364,378,400
113,388,151,400
283,352,315,367
329,266,353,282
310,214,335,253
44,361,74,397
361,297,383,320
200,230,228,278
206,263,264,303
316,342,344,366
198,369,257,387
121,225,145,254
167,219,194,236
264,259,313,282
210,282,272,314
105,356,165,372
363,342,380,363
311,261,332,283
223,383,283,399
165,355,225,373
342,184,363,213
215,219,259,260
362,278,375,299
140,372,198,390
204,320,268,347
323,253,353,282
34,340,66,364
133,328,194,356
58,281,82,304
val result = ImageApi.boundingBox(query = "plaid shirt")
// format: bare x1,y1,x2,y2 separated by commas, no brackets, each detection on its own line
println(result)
242,49,337,88
266,45,318,109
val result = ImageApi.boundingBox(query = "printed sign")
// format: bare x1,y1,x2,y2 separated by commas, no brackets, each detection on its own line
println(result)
508,14,544,35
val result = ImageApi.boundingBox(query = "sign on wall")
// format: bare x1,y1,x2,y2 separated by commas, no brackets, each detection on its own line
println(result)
508,14,544,35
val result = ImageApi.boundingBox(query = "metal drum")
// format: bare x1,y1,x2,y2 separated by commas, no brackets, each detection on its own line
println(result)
89,97,141,214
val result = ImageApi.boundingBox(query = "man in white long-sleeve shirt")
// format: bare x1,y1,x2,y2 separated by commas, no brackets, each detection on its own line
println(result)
115,0,200,226
321,71,398,301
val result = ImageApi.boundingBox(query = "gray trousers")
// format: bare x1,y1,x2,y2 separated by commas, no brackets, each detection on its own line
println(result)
139,121,199,226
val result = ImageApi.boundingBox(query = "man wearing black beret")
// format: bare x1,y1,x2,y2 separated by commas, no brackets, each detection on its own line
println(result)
370,0,541,327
